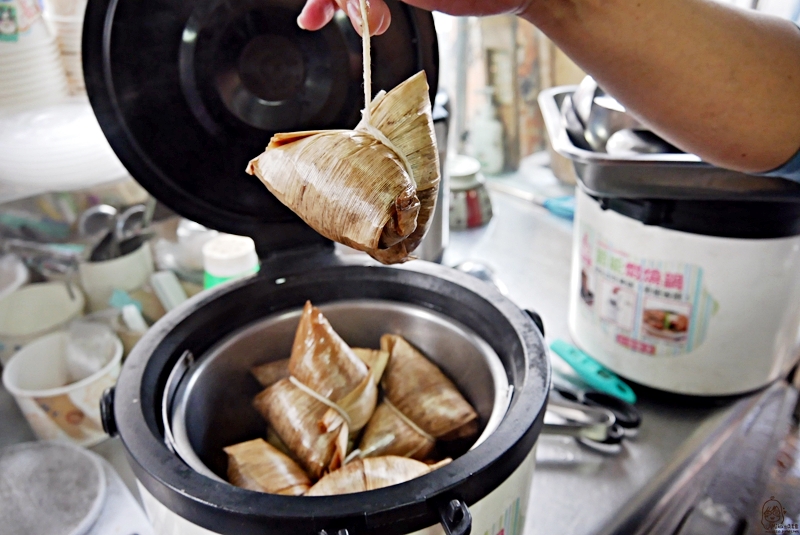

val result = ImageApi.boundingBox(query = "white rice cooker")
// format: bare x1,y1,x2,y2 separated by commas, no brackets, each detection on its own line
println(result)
98,266,547,535
569,187,800,396
83,0,551,533
537,84,800,397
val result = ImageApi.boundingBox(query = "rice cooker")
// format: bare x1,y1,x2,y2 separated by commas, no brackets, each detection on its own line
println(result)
82,0,551,534
569,186,800,396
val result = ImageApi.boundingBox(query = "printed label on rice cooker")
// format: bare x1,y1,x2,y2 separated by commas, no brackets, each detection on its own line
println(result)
0,0,40,41
578,227,718,356
483,497,525,535
0,1,18,41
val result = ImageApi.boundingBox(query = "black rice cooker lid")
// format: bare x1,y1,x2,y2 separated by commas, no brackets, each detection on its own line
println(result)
82,0,439,255
109,254,549,535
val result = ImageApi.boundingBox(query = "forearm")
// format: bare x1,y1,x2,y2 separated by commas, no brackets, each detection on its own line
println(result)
523,0,800,173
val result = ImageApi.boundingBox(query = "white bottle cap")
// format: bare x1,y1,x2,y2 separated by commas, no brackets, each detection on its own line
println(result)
202,234,259,278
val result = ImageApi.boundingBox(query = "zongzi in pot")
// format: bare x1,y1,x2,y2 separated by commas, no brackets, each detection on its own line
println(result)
224,438,311,496
251,358,290,388
305,456,450,496
253,378,349,480
252,302,380,479
287,301,378,432
380,335,479,440
357,401,436,460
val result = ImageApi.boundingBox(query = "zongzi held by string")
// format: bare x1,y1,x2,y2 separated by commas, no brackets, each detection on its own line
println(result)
246,72,439,265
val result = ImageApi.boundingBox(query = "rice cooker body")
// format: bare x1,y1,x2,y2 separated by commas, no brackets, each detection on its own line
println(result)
569,187,800,395
106,252,549,535
136,451,538,535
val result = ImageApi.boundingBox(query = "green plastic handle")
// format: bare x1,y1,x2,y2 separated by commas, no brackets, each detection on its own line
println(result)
542,196,575,220
549,339,637,404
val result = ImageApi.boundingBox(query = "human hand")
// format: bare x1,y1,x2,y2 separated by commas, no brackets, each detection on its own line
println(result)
297,0,392,35
297,0,533,36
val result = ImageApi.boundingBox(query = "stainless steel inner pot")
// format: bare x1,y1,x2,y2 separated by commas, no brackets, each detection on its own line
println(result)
169,299,511,482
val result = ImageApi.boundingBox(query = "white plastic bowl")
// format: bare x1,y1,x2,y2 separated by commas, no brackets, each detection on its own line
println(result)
0,282,85,365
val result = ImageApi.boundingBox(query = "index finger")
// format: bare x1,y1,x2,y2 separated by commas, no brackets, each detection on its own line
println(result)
298,0,391,36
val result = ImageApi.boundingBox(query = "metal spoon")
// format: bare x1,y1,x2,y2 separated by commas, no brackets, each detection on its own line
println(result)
584,95,643,152
572,75,600,126
77,204,117,238
77,204,119,261
115,204,147,242
560,94,593,151
542,398,617,442
605,128,682,156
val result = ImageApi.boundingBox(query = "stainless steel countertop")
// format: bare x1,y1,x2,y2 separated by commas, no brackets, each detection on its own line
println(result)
0,160,749,534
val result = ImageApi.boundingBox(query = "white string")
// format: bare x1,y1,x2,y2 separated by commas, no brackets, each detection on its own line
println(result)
288,376,352,428
403,440,428,459
359,0,371,124
343,449,361,464
356,0,417,191
359,122,415,183
384,399,435,443
355,0,415,186
350,434,395,461
347,432,426,461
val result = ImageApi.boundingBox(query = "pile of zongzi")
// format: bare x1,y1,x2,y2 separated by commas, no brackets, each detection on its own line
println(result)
223,301,479,496
246,0,439,265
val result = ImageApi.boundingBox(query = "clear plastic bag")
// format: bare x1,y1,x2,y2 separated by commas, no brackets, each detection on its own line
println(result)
65,319,117,383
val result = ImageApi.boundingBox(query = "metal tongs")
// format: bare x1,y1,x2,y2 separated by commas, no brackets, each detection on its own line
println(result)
544,396,617,442
542,381,642,449
449,260,643,448
1,239,84,298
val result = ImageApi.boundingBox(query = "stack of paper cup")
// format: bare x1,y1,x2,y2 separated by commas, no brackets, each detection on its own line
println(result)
0,9,69,113
42,0,87,95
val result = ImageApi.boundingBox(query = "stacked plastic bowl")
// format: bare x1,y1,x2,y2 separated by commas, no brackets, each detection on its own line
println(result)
43,0,88,95
0,1,130,192
0,98,130,190
0,17,69,113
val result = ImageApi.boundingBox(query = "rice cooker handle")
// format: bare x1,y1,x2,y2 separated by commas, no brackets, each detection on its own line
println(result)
100,386,118,437
438,499,472,535
316,500,471,535
524,309,545,337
